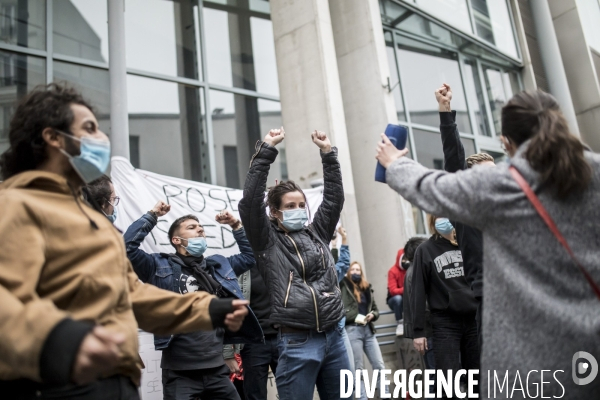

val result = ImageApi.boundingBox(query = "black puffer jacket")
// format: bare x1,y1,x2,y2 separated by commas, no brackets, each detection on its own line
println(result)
239,142,345,331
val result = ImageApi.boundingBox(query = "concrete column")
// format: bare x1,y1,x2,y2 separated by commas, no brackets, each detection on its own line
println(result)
530,0,580,136
270,0,365,264
328,0,415,307
108,0,130,158
548,0,600,151
510,0,539,90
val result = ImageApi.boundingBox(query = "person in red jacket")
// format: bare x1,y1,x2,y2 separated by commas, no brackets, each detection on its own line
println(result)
387,249,407,336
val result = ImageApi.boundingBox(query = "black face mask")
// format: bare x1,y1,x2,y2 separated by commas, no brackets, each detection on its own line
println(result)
351,274,361,283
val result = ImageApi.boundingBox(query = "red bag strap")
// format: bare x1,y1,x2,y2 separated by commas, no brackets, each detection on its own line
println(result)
509,166,600,301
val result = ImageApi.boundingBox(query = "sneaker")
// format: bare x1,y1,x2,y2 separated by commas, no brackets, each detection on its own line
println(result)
396,321,404,336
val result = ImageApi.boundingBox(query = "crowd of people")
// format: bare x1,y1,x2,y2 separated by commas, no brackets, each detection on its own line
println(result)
0,80,598,400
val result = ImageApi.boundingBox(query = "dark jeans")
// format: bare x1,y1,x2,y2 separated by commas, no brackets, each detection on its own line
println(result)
0,375,139,400
241,334,279,400
162,364,240,400
431,311,480,398
387,295,403,321
424,337,436,396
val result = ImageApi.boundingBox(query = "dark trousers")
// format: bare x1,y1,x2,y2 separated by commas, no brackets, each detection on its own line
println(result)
241,334,279,400
162,364,240,400
0,375,139,400
431,311,480,398
475,296,483,353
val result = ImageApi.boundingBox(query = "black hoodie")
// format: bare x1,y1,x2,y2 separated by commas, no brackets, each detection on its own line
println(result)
411,235,479,338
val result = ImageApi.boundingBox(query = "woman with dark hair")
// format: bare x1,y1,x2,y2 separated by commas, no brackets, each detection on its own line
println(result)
238,127,350,400
83,175,119,223
377,89,600,397
341,261,387,399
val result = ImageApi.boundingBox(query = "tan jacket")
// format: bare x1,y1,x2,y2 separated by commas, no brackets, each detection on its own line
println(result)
0,171,216,384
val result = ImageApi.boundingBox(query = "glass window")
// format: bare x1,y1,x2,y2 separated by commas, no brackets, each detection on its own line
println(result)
470,0,518,58
53,61,111,134
53,1,108,63
461,137,476,157
397,49,472,133
0,0,45,50
463,59,491,136
0,51,45,155
385,35,405,121
577,0,600,53
210,91,285,189
250,0,270,14
414,0,472,34
204,6,265,91
125,0,202,79
127,75,209,182
483,66,508,136
482,149,505,164
250,17,278,96
413,129,444,169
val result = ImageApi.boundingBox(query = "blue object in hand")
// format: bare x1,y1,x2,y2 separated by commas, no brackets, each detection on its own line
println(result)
375,124,408,183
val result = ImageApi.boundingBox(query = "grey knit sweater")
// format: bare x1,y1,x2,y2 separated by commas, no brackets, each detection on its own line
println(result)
386,144,600,399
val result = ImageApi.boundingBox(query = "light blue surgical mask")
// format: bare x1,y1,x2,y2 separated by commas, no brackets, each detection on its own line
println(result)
104,207,117,224
279,208,308,232
57,130,111,184
435,218,454,235
179,236,208,257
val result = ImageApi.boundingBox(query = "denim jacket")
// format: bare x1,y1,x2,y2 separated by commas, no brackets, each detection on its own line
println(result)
124,213,264,349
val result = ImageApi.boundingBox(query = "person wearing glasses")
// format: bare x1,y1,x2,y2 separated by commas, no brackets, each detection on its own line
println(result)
83,175,119,223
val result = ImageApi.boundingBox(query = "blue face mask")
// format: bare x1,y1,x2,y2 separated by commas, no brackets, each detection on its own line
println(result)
280,208,308,232
435,218,454,235
180,237,208,257
58,131,111,184
104,207,117,223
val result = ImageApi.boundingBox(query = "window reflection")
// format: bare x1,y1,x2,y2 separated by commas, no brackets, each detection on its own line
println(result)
250,17,278,96
211,90,285,189
54,61,111,134
463,59,490,136
0,51,45,154
414,0,472,34
54,0,108,62
385,36,405,121
483,66,508,136
397,49,472,133
127,75,209,182
0,0,45,50
125,0,202,79
470,0,518,58
413,129,474,170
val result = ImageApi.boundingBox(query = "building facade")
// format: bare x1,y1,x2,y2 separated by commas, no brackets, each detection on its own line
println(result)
1,0,599,359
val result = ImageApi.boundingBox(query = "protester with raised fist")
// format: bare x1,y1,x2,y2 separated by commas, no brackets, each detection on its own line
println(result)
435,83,495,351
376,89,600,397
124,205,263,400
0,84,247,400
239,127,350,399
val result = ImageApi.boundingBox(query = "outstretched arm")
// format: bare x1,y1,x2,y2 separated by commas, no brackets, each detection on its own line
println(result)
238,128,284,252
436,84,467,173
123,201,170,282
215,210,256,276
311,131,345,243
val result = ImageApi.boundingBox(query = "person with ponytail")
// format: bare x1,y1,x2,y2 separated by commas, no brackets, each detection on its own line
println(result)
341,262,388,399
376,89,600,397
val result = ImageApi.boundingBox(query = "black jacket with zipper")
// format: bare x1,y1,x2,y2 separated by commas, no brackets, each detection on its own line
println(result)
411,235,479,338
340,278,379,334
440,111,484,298
238,142,345,332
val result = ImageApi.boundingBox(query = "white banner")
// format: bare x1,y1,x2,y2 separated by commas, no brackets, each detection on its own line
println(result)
110,156,324,256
